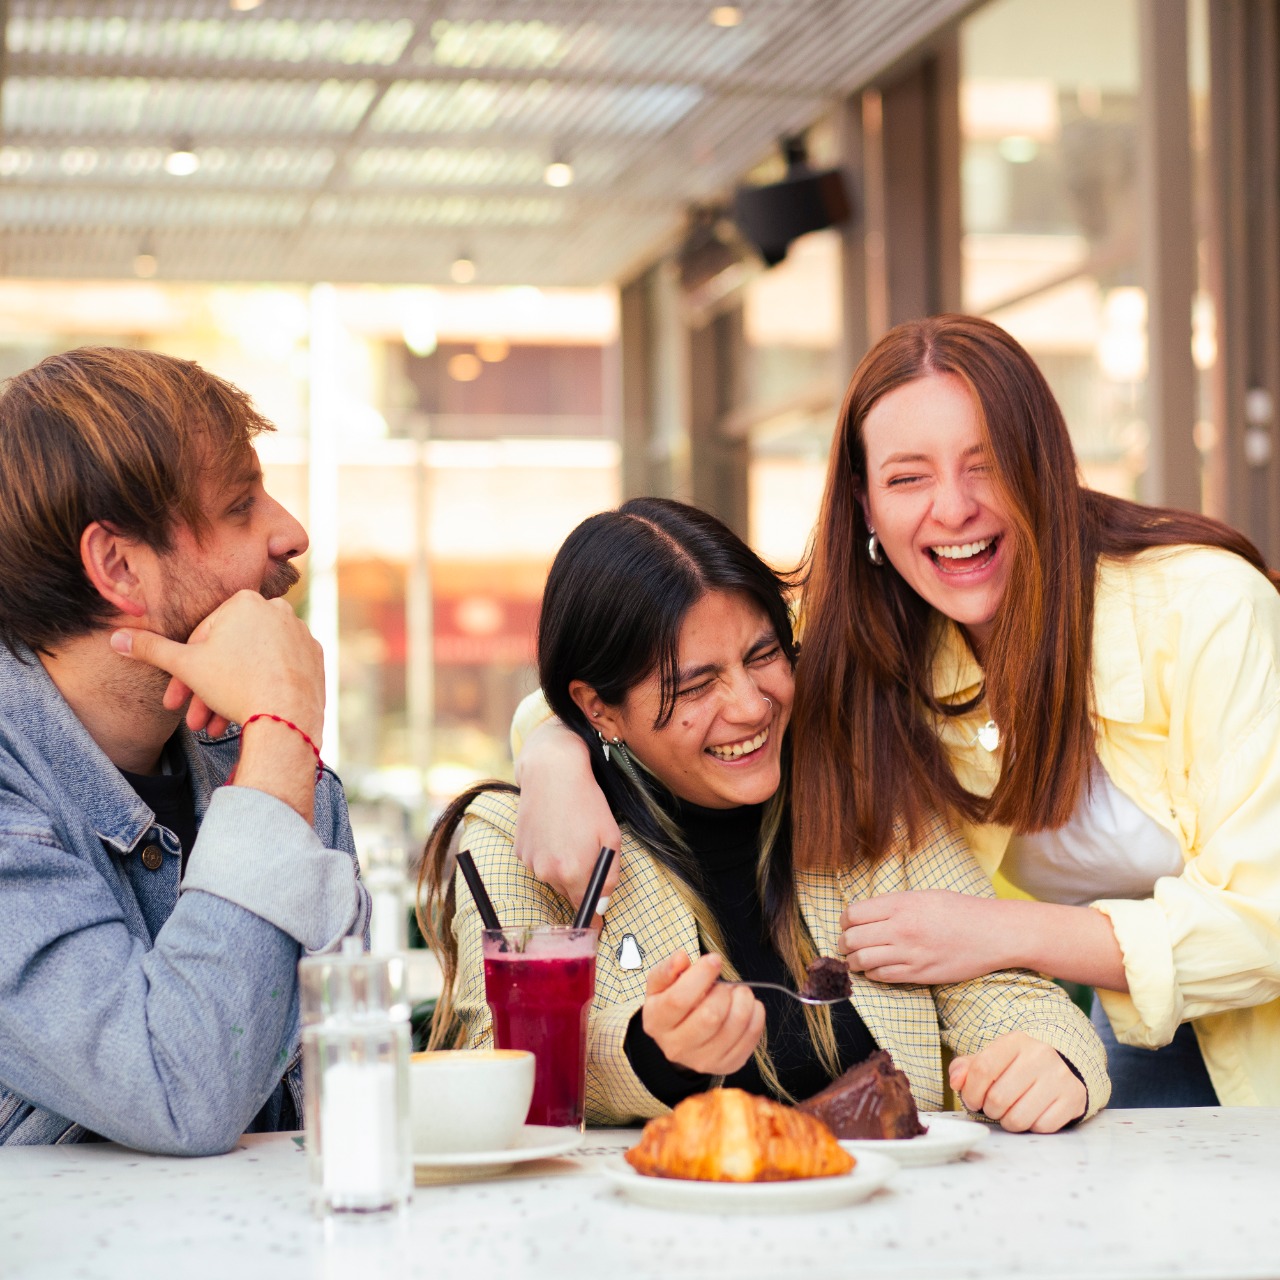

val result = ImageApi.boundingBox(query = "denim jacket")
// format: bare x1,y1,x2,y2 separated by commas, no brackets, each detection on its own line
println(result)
0,642,369,1154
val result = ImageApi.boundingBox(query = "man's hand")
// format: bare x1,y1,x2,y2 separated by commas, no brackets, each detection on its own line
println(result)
513,718,621,912
111,591,325,820
949,1032,1086,1133
640,952,765,1077
838,890,1006,984
111,590,324,741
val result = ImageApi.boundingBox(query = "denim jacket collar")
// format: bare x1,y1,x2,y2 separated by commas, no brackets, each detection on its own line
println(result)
0,642,225,856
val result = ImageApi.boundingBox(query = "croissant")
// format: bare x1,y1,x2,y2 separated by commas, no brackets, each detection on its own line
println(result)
624,1088,855,1182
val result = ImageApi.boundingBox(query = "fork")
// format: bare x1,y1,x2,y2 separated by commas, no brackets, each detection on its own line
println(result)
719,979,849,1007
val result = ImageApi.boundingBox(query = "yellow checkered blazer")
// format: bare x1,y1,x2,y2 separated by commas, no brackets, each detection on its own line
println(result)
454,790,1110,1126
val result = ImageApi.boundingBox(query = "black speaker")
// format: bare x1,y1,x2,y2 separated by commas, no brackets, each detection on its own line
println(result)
733,150,852,267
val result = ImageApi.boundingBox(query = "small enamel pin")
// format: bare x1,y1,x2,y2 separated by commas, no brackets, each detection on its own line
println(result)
616,933,645,970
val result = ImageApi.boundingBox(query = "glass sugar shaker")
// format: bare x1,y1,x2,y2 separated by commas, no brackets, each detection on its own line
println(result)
300,938,413,1215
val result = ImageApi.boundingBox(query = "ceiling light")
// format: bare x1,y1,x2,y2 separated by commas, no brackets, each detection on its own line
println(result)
543,159,574,188
710,6,743,27
450,253,476,285
164,141,199,177
447,352,483,382
229,0,264,10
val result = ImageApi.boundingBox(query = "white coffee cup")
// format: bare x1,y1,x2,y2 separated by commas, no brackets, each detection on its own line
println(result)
409,1048,536,1154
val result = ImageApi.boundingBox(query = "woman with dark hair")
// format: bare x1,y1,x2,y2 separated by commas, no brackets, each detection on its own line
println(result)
420,497,1106,1131
512,317,1280,1110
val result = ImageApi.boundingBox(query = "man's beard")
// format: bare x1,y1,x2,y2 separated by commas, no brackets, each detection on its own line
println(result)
113,556,304,722
160,557,300,643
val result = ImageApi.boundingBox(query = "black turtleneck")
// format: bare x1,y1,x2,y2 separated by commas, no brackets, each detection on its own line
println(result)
623,799,877,1106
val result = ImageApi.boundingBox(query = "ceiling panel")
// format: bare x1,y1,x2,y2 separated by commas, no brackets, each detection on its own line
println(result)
0,0,979,285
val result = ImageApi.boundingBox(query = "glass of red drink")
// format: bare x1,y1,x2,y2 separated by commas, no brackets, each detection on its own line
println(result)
481,926,598,1129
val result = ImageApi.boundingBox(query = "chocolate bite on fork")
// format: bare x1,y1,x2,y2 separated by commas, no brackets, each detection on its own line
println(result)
799,956,853,1002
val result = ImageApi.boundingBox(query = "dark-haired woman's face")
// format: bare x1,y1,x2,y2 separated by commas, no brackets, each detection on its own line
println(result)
861,372,1012,655
597,590,793,810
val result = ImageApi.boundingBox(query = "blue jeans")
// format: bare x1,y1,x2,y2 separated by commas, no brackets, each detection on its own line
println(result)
1091,998,1219,1107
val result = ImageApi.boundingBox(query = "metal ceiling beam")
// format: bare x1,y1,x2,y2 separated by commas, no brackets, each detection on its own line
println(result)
9,0,792,15
0,181,675,211
0,129,732,148
4,52,830,98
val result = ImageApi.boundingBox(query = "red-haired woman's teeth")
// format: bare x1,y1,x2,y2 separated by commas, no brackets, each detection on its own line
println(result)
931,536,995,560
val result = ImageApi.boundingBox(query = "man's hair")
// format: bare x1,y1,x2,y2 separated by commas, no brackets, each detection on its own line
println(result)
0,346,274,655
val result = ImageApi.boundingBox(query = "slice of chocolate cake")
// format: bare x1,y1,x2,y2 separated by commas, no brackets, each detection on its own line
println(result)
800,956,852,1001
798,1050,927,1139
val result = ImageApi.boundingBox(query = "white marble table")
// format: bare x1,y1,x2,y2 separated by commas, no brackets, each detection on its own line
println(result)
3,1109,1278,1280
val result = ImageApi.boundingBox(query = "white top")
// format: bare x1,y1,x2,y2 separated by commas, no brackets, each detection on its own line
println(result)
1002,761,1184,906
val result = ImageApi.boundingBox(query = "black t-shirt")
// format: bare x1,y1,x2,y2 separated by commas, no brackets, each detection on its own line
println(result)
623,799,877,1106
119,735,199,877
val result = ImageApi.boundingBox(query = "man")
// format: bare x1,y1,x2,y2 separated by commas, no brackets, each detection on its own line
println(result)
0,347,367,1154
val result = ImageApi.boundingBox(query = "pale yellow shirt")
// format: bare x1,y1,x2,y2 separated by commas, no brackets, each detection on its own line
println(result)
934,546,1280,1106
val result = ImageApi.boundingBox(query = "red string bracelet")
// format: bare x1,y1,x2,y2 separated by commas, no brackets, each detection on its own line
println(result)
238,713,324,784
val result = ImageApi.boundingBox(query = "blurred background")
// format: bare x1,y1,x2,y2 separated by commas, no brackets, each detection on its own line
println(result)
2,0,1276,853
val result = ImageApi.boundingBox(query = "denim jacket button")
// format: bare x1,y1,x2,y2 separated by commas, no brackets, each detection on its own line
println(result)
140,843,164,872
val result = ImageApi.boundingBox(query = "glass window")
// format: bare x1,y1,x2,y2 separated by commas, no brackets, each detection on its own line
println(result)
961,0,1145,497
742,227,843,570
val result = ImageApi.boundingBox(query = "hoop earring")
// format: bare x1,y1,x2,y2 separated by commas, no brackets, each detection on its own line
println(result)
867,531,885,567
595,728,622,762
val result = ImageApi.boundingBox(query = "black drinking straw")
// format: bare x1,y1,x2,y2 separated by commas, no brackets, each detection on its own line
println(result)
455,850,502,931
573,846,616,928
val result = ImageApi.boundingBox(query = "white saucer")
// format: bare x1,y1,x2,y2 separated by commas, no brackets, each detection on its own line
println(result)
601,1148,897,1213
838,1115,988,1167
413,1124,583,1182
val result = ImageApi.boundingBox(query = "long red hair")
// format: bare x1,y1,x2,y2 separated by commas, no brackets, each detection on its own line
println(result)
791,314,1277,869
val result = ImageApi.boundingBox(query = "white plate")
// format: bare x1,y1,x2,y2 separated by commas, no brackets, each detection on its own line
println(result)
837,1115,987,1167
413,1125,583,1182
601,1148,897,1213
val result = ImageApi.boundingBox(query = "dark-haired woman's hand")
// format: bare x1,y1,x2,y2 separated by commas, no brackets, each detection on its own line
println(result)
513,718,621,909
641,952,765,1077
949,1032,1086,1133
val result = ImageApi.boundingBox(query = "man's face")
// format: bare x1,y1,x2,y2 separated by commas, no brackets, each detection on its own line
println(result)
154,452,307,642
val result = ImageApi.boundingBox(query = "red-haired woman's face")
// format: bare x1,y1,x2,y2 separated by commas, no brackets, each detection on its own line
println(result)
860,372,1012,655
